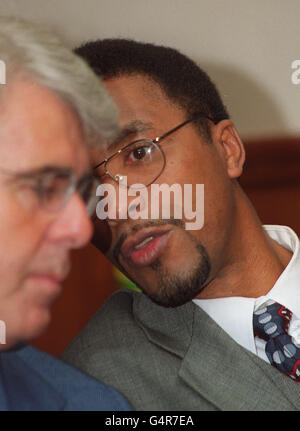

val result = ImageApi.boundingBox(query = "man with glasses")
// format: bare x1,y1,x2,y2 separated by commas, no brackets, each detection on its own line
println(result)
63,39,300,410
0,19,130,410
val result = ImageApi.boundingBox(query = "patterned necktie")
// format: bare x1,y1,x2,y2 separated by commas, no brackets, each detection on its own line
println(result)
253,299,300,381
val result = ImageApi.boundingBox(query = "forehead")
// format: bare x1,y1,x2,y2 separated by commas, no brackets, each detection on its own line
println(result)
90,74,187,164
104,74,186,129
0,79,88,173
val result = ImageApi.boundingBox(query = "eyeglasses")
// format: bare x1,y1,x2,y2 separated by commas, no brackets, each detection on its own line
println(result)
0,166,100,215
93,113,216,188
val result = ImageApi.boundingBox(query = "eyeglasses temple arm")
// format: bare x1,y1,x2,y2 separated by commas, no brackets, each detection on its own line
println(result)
154,114,216,143
93,159,107,170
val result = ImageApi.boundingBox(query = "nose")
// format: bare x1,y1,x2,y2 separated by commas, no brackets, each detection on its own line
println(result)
48,192,93,249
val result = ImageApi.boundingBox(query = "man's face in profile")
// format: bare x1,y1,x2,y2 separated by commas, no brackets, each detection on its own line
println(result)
0,79,93,347
92,74,239,307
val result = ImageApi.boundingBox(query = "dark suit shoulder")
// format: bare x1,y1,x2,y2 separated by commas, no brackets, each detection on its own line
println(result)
0,343,130,410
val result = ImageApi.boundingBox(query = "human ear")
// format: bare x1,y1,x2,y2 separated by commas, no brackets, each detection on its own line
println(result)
212,120,246,179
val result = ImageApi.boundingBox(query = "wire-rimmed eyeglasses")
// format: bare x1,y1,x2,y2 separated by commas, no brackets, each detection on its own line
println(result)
93,113,216,188
0,165,100,215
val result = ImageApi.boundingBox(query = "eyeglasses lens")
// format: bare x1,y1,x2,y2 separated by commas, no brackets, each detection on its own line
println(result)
106,141,165,187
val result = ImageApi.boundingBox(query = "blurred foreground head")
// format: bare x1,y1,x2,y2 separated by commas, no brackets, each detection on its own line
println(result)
0,17,117,348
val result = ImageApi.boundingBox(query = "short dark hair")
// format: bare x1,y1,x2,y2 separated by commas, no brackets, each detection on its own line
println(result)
75,39,230,141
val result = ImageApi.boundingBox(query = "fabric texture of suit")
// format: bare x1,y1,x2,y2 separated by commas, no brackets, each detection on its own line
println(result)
0,342,131,411
62,288,300,411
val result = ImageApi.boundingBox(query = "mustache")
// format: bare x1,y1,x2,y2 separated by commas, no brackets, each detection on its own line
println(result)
112,218,184,266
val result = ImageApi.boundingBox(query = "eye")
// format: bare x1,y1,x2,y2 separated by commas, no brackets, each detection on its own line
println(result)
18,179,40,195
124,142,153,165
14,181,41,211
42,184,57,198
39,173,71,208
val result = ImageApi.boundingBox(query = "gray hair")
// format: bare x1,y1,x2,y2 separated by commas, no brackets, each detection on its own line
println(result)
0,16,118,145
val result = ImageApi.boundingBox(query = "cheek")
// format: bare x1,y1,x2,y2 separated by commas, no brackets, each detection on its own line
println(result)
160,229,200,265
145,157,206,225
163,156,235,246
160,148,207,191
0,218,54,344
0,203,47,283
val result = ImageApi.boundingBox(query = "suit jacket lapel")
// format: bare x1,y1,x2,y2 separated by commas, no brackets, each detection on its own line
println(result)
179,305,296,410
133,293,297,410
133,292,195,359
246,351,300,410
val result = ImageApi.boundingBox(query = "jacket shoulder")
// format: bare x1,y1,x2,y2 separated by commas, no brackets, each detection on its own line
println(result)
0,343,130,410
62,289,142,360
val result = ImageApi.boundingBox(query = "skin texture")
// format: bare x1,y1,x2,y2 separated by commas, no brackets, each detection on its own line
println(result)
92,74,292,307
0,79,93,348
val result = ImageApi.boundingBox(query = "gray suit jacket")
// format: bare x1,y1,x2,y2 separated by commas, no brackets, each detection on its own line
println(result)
62,289,300,411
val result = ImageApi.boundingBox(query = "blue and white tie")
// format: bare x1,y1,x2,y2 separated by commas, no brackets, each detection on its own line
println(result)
253,299,300,381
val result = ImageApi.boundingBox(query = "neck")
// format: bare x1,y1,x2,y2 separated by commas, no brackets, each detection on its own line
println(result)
196,187,292,300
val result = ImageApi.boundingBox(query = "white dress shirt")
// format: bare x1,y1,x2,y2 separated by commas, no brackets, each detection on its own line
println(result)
193,225,300,363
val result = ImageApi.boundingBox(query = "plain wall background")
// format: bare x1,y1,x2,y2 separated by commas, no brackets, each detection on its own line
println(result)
0,0,299,140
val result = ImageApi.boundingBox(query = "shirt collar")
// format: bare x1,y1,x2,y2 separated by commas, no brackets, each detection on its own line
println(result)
262,225,300,315
193,296,257,353
193,225,300,354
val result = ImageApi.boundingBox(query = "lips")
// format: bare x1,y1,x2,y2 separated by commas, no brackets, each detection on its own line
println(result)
28,260,70,290
120,227,173,267
25,273,65,304
31,273,64,283
28,272,65,290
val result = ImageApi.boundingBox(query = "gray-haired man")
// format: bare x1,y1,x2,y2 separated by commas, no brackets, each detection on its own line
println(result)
0,18,130,411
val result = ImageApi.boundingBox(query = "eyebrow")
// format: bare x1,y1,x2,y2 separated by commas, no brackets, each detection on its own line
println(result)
12,165,72,179
105,120,155,153
8,165,92,182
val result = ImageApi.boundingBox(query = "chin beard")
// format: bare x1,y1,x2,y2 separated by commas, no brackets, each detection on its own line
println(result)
113,219,211,308
138,242,211,308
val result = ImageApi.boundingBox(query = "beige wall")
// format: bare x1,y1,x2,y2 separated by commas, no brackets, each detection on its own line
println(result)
1,0,299,140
